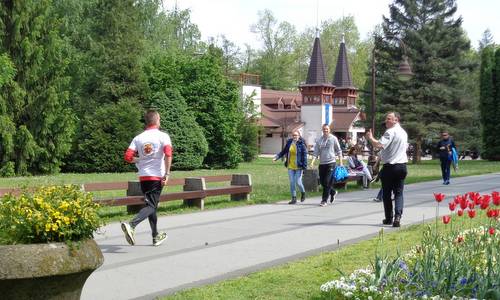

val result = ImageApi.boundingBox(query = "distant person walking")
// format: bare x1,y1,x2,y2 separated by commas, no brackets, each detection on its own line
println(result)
437,131,456,185
366,112,408,227
273,131,308,204
311,124,343,207
122,110,172,246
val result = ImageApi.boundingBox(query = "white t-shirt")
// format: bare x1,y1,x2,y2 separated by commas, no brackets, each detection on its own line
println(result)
127,128,172,180
379,123,408,164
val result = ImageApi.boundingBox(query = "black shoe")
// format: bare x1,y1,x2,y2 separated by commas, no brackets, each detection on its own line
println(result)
330,190,337,204
300,192,306,202
373,198,382,202
382,218,393,225
288,197,297,204
393,216,401,227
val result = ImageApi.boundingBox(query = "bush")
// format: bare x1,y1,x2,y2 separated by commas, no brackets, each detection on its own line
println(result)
63,99,143,173
0,185,103,244
149,89,208,170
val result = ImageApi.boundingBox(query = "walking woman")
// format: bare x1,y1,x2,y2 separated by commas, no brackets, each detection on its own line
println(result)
273,130,308,204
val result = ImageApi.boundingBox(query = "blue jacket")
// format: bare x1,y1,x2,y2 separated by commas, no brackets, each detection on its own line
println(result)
437,138,456,160
275,138,308,169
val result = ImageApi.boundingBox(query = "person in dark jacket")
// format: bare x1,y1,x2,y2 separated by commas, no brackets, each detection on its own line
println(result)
437,131,456,185
273,130,308,204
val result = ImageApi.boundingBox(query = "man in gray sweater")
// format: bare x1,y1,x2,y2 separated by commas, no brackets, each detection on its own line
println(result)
311,124,344,206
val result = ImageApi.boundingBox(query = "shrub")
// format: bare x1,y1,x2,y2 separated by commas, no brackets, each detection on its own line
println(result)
149,89,208,170
63,99,143,173
0,185,103,244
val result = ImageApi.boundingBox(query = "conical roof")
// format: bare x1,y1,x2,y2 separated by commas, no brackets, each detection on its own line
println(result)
332,35,354,88
305,37,328,84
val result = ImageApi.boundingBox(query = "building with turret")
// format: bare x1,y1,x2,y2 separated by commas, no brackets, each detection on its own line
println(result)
240,35,365,154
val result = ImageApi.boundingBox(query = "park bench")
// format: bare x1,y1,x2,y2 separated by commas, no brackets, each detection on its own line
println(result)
0,174,252,212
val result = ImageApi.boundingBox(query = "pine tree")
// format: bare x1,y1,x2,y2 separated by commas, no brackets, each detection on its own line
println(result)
376,0,474,162
0,0,75,175
479,46,496,159
63,0,148,172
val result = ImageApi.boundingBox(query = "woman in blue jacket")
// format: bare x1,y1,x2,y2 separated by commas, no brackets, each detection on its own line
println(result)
273,130,308,204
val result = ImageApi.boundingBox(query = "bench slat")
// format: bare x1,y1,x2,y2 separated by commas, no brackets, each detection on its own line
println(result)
205,186,252,197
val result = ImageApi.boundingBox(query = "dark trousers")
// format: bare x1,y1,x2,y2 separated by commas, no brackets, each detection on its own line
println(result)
319,163,336,202
380,163,407,220
130,180,163,238
440,158,451,182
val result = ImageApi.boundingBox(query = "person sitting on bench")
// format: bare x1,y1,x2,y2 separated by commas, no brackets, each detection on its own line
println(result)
346,146,373,189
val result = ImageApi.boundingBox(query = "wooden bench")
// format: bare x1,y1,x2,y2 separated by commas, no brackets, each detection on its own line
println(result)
333,174,366,190
0,174,252,212
94,174,252,212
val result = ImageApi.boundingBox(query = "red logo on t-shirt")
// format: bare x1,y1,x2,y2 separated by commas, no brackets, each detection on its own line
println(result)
143,143,154,155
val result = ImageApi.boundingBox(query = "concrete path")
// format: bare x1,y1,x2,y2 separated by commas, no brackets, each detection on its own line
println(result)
81,173,500,300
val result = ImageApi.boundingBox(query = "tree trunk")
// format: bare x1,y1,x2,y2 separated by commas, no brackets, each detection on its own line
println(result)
412,136,422,164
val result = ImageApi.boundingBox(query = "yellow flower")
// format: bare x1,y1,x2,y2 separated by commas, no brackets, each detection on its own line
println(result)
51,223,59,231
45,223,51,232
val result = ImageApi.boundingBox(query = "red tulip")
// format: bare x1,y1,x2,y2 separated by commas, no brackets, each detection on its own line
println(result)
454,195,461,204
434,193,446,203
480,201,490,210
459,199,468,210
448,202,457,211
487,209,497,218
457,209,464,217
489,227,495,235
442,215,451,224
482,194,491,202
492,191,499,198
468,209,476,218
468,202,475,210
493,195,500,206
474,196,482,206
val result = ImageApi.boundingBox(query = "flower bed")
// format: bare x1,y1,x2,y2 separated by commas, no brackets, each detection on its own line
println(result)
321,191,500,300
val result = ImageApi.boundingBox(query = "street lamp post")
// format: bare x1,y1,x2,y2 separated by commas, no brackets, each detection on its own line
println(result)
368,34,413,172
370,35,414,137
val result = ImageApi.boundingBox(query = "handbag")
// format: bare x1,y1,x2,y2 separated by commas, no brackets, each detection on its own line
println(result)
331,165,349,183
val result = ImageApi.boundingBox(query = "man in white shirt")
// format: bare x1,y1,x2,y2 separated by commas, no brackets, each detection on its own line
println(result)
366,112,408,227
121,110,173,246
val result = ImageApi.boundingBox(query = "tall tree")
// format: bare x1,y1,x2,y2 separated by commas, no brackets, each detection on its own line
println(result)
479,29,495,51
0,0,75,175
375,0,474,162
479,46,494,158
250,9,297,90
63,0,148,172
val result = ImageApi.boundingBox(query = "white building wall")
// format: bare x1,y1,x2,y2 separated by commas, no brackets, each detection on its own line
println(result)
242,85,261,115
261,134,283,154
301,104,331,147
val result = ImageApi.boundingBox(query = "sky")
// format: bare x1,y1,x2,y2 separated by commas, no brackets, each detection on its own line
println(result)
166,0,499,50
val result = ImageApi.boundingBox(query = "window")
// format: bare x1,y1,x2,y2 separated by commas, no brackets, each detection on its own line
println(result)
265,133,273,138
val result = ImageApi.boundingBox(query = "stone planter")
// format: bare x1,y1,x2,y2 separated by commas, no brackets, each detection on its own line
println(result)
0,239,103,300
303,169,319,192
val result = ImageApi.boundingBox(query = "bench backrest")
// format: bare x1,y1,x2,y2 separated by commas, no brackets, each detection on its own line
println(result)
0,174,235,197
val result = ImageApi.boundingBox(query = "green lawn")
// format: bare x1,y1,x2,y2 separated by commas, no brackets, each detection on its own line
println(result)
1,158,500,223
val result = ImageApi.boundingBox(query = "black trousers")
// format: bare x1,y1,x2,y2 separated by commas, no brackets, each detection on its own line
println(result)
130,180,163,238
440,158,451,182
380,163,407,220
318,163,336,202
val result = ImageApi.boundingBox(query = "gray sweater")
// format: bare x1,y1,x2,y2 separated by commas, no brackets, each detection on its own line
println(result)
313,134,343,165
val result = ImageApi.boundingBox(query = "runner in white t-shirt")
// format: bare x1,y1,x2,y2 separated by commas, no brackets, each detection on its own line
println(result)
121,110,172,246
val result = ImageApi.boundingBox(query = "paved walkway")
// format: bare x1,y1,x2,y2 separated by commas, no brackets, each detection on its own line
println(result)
81,173,500,300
